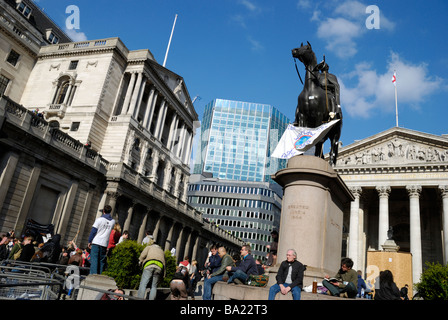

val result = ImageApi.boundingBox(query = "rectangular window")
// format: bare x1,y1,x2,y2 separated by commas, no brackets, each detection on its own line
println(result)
17,2,32,18
70,122,80,131
48,32,59,44
0,74,11,96
69,60,79,70
6,50,20,67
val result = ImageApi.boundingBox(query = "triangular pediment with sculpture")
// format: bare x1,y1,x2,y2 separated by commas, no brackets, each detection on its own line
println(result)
335,128,448,167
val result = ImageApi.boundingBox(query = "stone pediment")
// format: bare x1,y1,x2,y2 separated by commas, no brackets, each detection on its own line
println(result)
335,127,448,167
153,66,195,117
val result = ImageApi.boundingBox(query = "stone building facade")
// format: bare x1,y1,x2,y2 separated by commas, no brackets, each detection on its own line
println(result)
0,0,243,265
332,127,448,285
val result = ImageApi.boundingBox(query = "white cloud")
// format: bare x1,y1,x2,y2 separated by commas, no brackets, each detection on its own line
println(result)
64,28,88,42
297,0,312,10
340,52,444,118
240,0,256,11
306,0,395,58
231,14,247,28
247,36,264,52
317,17,362,58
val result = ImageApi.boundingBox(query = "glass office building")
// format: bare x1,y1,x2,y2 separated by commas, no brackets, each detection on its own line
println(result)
187,173,283,260
193,99,290,182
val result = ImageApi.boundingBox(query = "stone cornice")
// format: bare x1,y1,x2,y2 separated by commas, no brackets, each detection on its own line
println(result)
335,162,448,175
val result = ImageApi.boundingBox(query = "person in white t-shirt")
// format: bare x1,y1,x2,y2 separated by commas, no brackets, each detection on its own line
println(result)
88,205,115,274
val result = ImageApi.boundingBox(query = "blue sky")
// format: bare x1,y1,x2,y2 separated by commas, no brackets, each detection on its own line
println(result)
37,0,448,149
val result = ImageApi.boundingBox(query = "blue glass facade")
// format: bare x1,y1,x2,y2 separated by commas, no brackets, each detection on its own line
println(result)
193,99,290,182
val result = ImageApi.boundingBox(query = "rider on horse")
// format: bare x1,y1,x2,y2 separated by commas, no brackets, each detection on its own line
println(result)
314,58,341,121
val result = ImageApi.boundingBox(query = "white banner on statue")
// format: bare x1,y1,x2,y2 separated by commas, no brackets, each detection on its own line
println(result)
271,119,340,159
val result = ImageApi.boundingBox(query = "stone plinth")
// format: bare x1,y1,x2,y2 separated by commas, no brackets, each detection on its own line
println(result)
76,274,117,300
211,282,345,300
381,239,400,252
271,155,354,286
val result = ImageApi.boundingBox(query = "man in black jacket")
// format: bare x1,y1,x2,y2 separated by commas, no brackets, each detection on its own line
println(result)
268,249,305,300
226,245,258,284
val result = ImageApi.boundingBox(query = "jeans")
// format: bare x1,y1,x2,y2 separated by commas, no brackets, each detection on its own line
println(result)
268,283,302,300
89,244,107,275
202,275,223,300
227,269,248,284
322,279,357,298
137,265,162,300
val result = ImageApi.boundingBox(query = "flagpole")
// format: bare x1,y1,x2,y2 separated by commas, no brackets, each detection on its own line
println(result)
393,70,398,127
163,14,178,67
395,80,398,127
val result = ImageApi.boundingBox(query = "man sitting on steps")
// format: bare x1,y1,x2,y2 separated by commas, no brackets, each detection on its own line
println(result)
226,244,258,284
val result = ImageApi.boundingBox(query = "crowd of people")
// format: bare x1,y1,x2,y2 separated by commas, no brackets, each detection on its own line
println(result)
0,206,129,272
0,210,411,301
0,229,91,267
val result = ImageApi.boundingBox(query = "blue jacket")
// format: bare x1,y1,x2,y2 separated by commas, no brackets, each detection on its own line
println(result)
357,274,367,295
208,253,222,273
229,253,258,275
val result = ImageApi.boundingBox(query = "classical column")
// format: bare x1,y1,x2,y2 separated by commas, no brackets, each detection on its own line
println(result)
62,82,74,105
146,92,159,131
167,113,178,149
123,201,136,233
133,78,147,120
16,164,41,235
176,123,187,158
376,185,391,249
192,235,200,261
128,72,143,117
176,226,185,261
439,185,448,265
164,222,175,251
183,130,193,165
106,192,120,218
153,217,161,243
142,87,155,127
348,186,362,268
406,185,422,286
121,72,136,115
0,151,19,209
154,100,167,139
56,179,79,234
184,231,192,260
137,209,150,244
77,187,94,247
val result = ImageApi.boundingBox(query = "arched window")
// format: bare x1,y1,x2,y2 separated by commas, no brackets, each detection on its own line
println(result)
52,75,74,105
55,81,69,104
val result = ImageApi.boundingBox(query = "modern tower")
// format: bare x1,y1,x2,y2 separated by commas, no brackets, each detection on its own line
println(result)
193,98,290,182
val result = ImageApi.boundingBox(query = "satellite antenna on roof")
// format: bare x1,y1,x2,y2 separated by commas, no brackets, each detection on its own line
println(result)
163,14,178,67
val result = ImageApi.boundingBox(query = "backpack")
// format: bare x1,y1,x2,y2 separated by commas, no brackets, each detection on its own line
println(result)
13,247,23,260
247,274,269,287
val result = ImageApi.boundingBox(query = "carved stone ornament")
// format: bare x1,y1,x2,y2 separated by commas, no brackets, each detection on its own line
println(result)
337,137,448,166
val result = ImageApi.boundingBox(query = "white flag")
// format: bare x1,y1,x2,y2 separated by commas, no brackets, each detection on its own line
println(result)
392,72,396,87
271,119,340,159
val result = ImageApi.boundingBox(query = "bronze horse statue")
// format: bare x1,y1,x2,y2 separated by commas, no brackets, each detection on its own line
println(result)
292,41,342,166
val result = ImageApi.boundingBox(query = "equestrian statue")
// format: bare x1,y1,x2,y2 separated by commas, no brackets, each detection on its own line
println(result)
292,41,342,166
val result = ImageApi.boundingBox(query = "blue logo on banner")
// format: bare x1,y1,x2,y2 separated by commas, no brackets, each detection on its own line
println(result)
294,135,312,150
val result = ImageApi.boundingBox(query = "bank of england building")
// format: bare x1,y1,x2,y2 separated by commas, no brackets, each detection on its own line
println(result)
0,0,243,263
